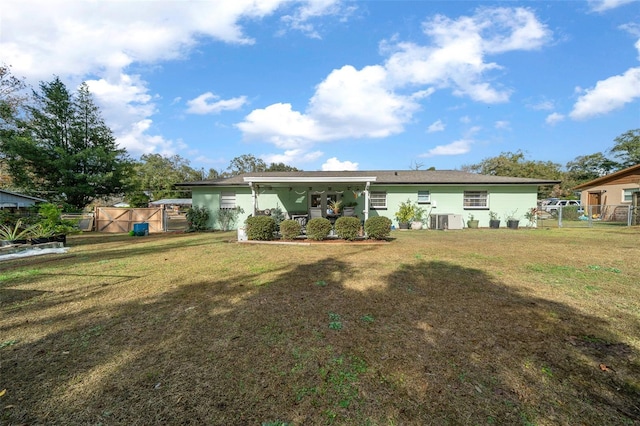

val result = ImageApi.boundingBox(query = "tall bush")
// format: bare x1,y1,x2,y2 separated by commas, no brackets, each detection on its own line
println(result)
365,216,392,240
306,217,332,241
185,206,210,232
245,216,276,241
334,216,361,241
216,207,244,231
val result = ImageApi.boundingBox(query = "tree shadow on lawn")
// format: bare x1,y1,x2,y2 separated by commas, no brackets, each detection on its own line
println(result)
1,257,639,425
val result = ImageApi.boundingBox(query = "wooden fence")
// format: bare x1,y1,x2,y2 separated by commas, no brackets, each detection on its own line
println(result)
95,208,165,233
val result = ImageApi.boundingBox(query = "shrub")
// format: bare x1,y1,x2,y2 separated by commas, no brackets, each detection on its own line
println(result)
245,215,276,241
280,219,302,240
216,207,244,231
334,216,361,241
185,206,210,232
365,216,392,240
306,217,332,241
561,206,580,221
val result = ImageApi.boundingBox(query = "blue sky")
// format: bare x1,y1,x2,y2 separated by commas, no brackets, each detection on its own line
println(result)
2,0,639,172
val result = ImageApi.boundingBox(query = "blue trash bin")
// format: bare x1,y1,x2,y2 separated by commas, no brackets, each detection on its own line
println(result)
133,223,149,236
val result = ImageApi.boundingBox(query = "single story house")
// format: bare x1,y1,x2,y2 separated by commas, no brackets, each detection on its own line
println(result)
573,163,640,220
0,189,47,209
178,170,558,230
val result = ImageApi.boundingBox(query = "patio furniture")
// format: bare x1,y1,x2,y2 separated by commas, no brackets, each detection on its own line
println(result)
309,207,323,219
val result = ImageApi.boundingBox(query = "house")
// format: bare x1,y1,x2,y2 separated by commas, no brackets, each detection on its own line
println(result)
178,170,558,230
573,163,640,221
0,189,47,210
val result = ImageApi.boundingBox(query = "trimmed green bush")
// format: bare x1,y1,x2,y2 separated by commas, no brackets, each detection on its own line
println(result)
365,216,392,240
245,215,276,241
306,217,332,241
280,219,302,240
334,216,361,241
561,206,580,221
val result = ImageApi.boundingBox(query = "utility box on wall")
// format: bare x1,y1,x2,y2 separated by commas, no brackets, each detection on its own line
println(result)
430,214,463,230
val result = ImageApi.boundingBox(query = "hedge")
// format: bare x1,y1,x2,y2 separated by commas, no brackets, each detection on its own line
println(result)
334,216,361,241
280,219,302,240
364,216,392,240
306,217,332,241
245,215,276,240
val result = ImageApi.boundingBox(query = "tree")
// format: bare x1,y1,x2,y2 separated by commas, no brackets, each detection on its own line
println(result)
610,129,640,169
565,153,618,184
1,77,132,210
225,154,267,176
265,162,300,172
462,150,564,198
129,153,201,201
0,64,29,189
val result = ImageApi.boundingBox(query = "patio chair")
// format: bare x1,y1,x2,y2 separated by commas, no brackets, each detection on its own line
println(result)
342,207,355,217
309,207,323,219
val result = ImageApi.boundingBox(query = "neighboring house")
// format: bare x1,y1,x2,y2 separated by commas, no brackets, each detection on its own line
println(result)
0,189,47,209
178,170,558,230
149,198,192,213
574,163,640,219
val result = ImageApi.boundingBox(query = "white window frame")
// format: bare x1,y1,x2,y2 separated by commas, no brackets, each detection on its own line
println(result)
623,188,640,203
370,191,387,209
417,190,431,204
220,192,236,209
463,190,488,209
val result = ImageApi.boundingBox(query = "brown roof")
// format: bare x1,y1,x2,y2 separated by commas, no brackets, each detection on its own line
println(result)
573,163,640,190
178,170,559,186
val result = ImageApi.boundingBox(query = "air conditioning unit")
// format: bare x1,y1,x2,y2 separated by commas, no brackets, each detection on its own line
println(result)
430,214,463,230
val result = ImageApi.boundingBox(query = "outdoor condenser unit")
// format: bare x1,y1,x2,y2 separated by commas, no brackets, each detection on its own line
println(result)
430,214,464,230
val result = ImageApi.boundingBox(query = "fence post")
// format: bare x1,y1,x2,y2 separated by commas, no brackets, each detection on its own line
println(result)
558,206,563,228
633,192,640,226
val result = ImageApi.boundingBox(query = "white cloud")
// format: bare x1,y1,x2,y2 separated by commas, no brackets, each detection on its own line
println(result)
460,116,472,124
322,157,359,171
261,149,324,165
383,7,551,103
589,0,637,12
569,67,640,120
427,119,446,133
420,139,473,158
238,7,551,151
494,120,510,129
0,0,339,158
186,92,247,115
238,65,421,145
545,112,565,125
528,100,555,111
280,0,355,39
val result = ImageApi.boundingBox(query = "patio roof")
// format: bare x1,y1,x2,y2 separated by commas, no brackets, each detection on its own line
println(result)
178,170,560,187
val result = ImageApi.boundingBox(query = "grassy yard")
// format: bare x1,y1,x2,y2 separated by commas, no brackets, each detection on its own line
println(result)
1,228,639,425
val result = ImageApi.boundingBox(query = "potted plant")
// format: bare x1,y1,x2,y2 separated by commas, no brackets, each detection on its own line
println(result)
29,223,54,244
467,213,479,229
36,203,79,245
328,199,343,215
394,199,415,229
0,219,33,245
505,210,520,230
411,205,426,229
489,211,501,229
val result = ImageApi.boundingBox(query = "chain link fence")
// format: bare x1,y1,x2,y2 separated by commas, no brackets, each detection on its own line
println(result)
537,205,639,228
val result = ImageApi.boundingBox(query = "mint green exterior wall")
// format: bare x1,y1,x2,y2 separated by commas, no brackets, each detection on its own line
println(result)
373,185,539,227
192,184,540,230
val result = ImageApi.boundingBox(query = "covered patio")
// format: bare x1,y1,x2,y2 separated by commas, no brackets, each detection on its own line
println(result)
243,175,377,226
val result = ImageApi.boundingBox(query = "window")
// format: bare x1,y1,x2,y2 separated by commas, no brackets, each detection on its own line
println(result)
370,191,387,209
417,191,430,204
463,191,488,208
220,192,236,209
623,188,640,203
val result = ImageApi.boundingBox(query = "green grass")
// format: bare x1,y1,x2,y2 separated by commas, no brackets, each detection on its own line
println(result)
0,228,639,425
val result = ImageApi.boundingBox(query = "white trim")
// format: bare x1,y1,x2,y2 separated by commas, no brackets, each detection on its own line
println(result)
244,176,377,184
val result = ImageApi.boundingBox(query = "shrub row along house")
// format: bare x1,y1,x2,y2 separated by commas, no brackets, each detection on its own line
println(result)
178,170,558,230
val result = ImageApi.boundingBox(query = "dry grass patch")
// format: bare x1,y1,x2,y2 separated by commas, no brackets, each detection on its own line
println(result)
1,228,639,425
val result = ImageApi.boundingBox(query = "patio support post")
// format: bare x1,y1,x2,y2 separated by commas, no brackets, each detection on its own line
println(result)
250,183,257,216
364,181,370,222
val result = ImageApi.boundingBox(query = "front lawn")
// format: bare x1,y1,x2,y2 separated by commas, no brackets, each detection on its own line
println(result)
1,228,639,425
